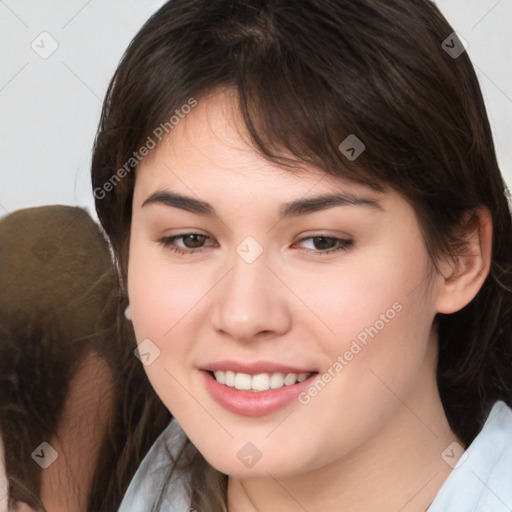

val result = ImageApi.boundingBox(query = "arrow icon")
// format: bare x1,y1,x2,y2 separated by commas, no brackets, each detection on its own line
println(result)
134,339,161,366
338,134,365,161
236,236,263,263
237,442,263,467
441,441,467,469
31,31,59,59
31,238,58,262
32,442,58,468
441,32,468,59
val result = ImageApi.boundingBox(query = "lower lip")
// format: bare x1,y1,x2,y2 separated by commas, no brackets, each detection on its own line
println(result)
201,370,318,417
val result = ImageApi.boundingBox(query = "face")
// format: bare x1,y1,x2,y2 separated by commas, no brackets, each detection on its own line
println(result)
128,89,442,478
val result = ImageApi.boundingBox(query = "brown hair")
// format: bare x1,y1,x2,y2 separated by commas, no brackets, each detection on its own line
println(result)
91,1,512,510
0,206,171,511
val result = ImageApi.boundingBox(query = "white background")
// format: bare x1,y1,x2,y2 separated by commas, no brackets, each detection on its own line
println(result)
0,0,511,221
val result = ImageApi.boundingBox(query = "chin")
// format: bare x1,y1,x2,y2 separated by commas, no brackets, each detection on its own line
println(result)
196,440,304,479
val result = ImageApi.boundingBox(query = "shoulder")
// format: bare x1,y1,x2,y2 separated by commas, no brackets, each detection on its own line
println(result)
429,400,512,511
118,419,191,512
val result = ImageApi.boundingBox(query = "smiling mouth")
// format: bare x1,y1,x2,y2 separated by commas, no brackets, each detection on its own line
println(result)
208,370,317,392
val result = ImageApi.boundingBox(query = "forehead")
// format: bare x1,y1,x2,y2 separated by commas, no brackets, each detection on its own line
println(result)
135,89,384,202
130,91,422,256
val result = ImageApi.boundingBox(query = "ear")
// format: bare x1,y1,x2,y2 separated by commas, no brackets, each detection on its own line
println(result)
435,206,493,314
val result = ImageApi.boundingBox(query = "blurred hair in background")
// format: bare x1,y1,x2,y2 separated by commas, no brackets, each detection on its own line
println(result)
0,205,171,512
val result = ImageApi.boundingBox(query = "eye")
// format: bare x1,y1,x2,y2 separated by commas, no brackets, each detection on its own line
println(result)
158,233,215,255
294,235,353,255
157,233,353,257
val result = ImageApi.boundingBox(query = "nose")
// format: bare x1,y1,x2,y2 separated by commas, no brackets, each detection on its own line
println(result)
211,249,292,342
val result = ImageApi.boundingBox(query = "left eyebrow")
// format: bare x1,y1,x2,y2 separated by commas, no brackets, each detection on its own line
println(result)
279,192,384,218
140,190,384,218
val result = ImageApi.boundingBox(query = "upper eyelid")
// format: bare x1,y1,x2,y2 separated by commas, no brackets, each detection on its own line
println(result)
165,232,349,241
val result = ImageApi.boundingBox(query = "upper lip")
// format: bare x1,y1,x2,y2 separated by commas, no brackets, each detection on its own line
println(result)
202,360,317,375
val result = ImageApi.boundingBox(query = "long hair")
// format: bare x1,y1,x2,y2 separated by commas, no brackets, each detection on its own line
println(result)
0,206,171,511
91,1,512,510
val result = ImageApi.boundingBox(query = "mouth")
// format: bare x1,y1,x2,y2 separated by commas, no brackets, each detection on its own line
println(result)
201,365,319,416
208,370,314,392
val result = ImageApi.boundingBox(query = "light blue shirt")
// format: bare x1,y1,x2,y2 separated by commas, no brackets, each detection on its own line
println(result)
119,400,512,511
429,400,512,511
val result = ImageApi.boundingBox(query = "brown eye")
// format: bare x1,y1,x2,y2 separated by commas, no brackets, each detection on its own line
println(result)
311,236,337,251
294,235,354,255
181,233,207,248
157,232,214,256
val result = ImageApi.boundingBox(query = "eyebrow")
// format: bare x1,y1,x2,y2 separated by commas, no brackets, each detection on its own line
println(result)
141,190,384,218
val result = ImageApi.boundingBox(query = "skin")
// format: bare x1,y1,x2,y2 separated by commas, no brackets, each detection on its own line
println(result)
6,354,114,512
127,89,492,512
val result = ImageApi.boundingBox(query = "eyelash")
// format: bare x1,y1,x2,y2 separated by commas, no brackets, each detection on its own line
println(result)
157,233,354,257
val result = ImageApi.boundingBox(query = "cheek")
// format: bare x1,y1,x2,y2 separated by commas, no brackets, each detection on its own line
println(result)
127,238,211,409
297,240,436,393
127,234,205,342
282,262,436,471
292,244,431,345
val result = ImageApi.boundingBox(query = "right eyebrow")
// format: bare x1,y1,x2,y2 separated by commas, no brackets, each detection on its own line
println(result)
141,191,215,215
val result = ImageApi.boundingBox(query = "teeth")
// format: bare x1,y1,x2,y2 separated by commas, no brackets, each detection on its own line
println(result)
234,373,252,390
284,373,297,386
214,370,226,385
212,371,312,392
270,373,284,389
252,373,270,391
225,370,235,387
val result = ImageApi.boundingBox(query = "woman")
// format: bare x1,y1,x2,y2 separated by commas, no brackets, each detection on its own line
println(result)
91,0,512,510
